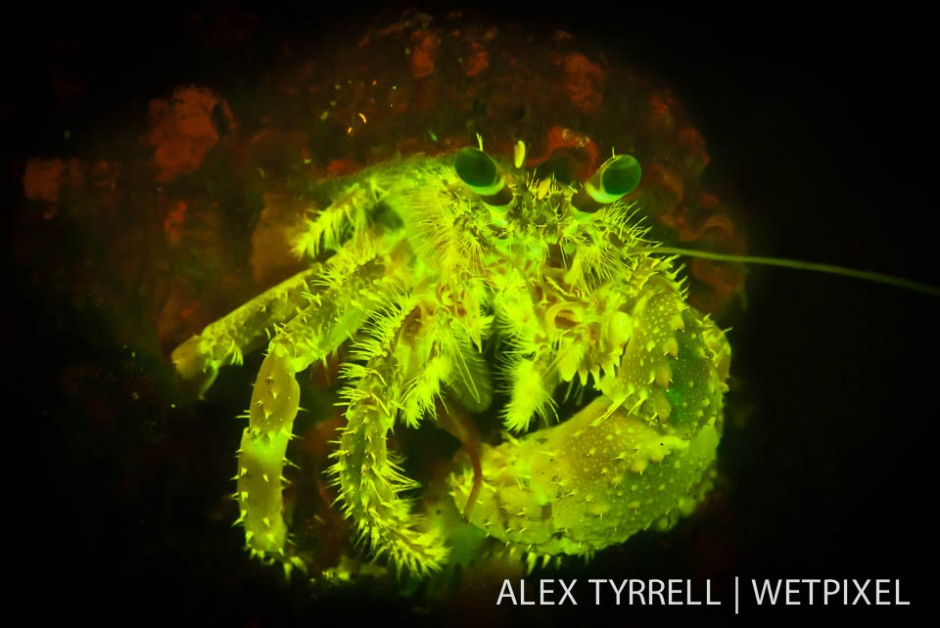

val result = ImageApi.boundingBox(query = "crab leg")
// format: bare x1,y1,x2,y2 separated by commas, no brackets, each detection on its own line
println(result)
490,268,558,433
329,294,454,576
326,274,499,574
235,257,393,567
172,157,412,395
171,264,324,397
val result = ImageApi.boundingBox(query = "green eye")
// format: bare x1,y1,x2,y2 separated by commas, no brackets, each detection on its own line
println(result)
599,155,641,199
455,147,504,196
572,153,642,213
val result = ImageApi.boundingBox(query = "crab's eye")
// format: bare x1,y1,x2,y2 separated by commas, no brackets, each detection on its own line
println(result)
599,155,642,200
572,154,642,213
455,147,513,208
456,147,499,193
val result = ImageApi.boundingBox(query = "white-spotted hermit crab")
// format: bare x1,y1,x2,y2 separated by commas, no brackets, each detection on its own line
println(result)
171,138,731,579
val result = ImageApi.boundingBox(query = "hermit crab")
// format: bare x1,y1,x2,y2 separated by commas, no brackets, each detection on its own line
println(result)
171,140,730,578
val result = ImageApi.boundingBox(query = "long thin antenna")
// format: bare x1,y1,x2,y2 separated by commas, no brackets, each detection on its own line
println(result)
636,246,940,297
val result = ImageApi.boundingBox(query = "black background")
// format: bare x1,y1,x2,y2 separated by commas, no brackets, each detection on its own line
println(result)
3,3,935,626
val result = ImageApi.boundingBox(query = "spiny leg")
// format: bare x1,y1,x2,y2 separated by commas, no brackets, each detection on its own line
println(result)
396,302,493,519
235,350,299,565
502,352,559,432
329,295,453,576
399,306,493,428
171,200,395,396
491,268,559,433
171,265,323,397
292,157,425,259
235,258,397,569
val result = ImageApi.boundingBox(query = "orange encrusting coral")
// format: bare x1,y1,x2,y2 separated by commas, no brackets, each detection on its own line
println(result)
410,30,441,79
525,125,600,182
560,52,605,114
22,158,90,203
23,158,66,203
144,87,236,182
462,41,490,77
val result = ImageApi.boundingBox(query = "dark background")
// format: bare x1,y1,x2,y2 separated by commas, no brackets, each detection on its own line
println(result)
3,3,934,626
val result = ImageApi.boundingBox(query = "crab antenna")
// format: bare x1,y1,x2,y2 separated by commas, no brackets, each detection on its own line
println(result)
572,154,642,213
455,146,513,209
638,246,940,297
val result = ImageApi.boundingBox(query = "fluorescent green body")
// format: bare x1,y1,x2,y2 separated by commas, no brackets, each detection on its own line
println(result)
172,150,730,577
